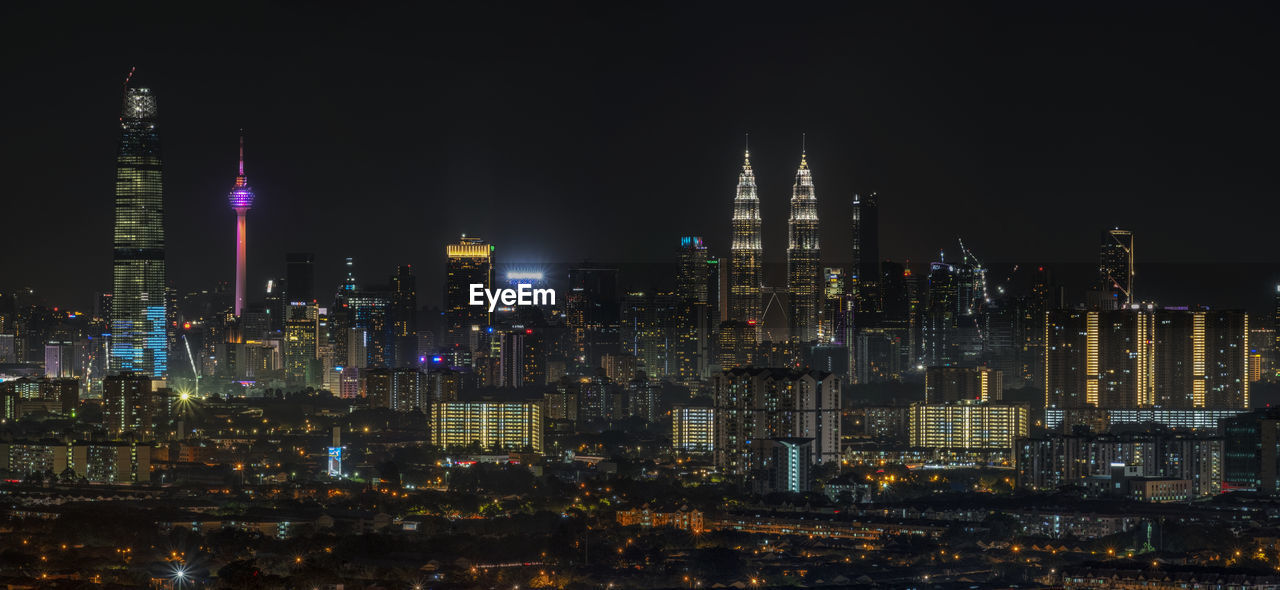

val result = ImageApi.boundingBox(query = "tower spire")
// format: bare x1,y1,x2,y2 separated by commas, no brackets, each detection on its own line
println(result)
744,132,751,165
800,133,808,169
238,130,245,176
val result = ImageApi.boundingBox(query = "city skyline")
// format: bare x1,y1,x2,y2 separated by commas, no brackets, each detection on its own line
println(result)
2,3,1278,311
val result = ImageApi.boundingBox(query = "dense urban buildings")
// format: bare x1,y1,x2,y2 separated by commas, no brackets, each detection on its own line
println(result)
1,8,1277,587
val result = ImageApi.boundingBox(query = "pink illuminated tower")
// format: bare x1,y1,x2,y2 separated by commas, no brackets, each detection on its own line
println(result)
227,134,255,316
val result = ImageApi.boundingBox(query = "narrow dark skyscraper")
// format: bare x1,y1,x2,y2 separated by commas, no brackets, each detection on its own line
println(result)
851,192,881,313
787,145,820,342
110,79,168,378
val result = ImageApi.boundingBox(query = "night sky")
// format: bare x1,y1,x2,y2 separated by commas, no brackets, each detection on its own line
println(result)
2,3,1277,311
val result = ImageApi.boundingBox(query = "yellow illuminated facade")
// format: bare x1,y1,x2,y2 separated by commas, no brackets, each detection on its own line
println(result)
908,400,1029,450
430,401,543,453
672,405,715,453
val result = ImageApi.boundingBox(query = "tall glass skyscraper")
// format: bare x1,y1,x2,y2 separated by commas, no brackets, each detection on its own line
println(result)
787,148,820,342
110,84,168,379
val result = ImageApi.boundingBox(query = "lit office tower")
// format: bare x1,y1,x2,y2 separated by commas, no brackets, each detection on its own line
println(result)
677,237,709,303
284,301,319,385
851,192,881,313
445,236,493,352
729,147,762,326
1099,228,1135,308
110,82,168,379
227,135,256,317
787,148,821,342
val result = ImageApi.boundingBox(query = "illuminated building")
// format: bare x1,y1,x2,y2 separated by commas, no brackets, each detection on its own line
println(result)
103,371,158,438
0,377,78,416
601,353,637,383
445,236,493,352
677,236,709,304
729,146,762,328
44,340,77,378
621,290,684,379
1016,430,1222,497
616,505,704,532
566,264,620,367
543,389,578,422
110,82,168,379
672,405,715,452
786,147,820,342
908,400,1029,450
1045,307,1249,411
924,366,1003,402
1222,409,1280,493
0,440,152,484
429,400,543,453
426,368,462,403
348,290,390,368
717,320,756,370
365,367,425,411
284,301,319,385
499,329,543,387
625,373,660,422
851,192,880,314
1097,228,1134,308
713,368,841,476
227,135,256,317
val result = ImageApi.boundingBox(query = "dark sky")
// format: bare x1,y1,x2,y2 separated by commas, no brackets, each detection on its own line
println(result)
2,2,1277,311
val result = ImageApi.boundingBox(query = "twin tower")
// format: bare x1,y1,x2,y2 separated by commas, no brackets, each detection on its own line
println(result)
728,144,821,343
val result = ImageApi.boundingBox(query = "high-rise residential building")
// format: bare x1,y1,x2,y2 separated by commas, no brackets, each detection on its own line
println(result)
1098,228,1135,308
908,400,1029,450
110,82,168,379
924,366,1003,402
103,371,158,438
1046,307,1249,411
851,192,881,314
44,341,77,378
673,405,715,453
712,368,841,477
787,148,820,342
729,147,763,328
1016,429,1222,497
227,135,256,317
286,253,316,303
365,367,426,411
390,264,417,367
430,400,544,453
445,236,493,352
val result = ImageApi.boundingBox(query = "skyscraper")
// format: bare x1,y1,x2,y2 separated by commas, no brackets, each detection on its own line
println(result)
390,264,418,367
227,135,256,317
677,236,709,304
110,81,168,379
1099,228,1134,308
851,192,881,314
729,146,762,327
787,147,820,342
445,236,493,352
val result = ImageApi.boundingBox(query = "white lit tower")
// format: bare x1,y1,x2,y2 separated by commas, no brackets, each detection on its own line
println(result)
787,140,821,342
227,134,256,317
729,141,763,328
